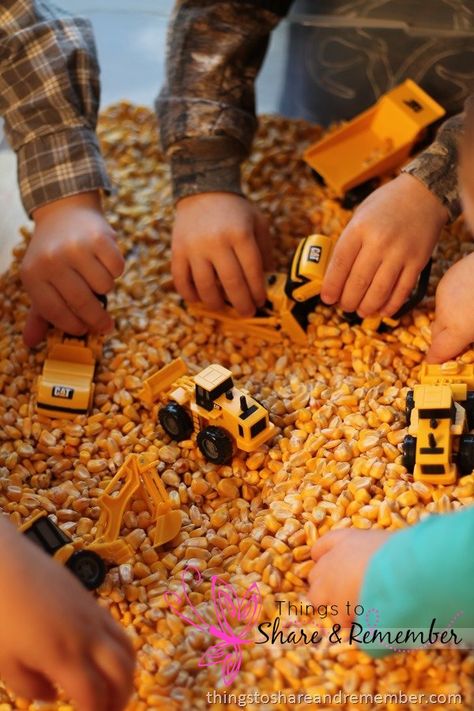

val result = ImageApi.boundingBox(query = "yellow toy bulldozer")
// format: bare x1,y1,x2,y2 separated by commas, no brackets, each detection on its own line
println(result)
402,362,474,485
20,453,181,589
188,233,431,345
138,358,275,464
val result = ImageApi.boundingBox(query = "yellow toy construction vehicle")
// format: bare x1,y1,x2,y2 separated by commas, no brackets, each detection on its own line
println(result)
303,80,445,200
36,331,102,419
36,295,108,420
20,453,181,589
402,362,474,485
188,233,431,345
138,358,275,464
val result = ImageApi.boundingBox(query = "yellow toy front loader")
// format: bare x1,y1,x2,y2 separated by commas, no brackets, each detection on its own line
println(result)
138,358,275,464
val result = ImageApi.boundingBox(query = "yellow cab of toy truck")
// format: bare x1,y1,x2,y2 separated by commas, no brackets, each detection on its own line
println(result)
36,332,102,419
191,363,274,453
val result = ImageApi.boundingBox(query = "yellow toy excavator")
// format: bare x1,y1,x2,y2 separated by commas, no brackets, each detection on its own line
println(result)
188,233,431,345
20,453,181,589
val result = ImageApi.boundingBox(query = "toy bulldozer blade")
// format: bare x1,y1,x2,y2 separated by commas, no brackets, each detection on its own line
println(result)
304,79,445,196
137,358,188,407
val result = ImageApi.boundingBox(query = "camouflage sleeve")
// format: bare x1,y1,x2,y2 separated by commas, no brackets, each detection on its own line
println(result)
402,113,463,223
156,0,293,203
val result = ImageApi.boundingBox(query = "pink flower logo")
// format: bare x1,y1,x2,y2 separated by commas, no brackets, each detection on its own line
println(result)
165,565,262,686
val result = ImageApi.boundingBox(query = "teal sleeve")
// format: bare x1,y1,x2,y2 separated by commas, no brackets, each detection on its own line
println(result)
357,507,474,658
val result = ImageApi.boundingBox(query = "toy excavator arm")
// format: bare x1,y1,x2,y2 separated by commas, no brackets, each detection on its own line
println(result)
95,454,141,543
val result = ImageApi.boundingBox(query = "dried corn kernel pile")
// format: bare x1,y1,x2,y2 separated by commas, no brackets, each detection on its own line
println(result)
0,104,473,711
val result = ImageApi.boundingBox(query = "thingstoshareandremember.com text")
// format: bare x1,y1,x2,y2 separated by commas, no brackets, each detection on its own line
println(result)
206,690,463,707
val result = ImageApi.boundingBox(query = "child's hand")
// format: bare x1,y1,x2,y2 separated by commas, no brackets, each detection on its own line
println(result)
171,193,273,316
426,253,474,362
320,174,448,317
21,191,125,347
308,529,392,628
0,517,134,710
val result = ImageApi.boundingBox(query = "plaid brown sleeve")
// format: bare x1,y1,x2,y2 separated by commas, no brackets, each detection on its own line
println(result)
402,113,463,223
156,0,293,203
0,1,111,216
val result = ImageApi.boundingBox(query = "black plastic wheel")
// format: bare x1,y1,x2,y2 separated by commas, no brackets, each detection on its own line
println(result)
197,426,233,464
159,402,193,441
402,435,417,474
465,392,474,431
66,550,106,590
458,434,474,476
406,390,415,426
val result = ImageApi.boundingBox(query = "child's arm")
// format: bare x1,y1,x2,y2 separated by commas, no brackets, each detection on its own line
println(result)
0,2,124,345
0,515,135,709
309,508,474,656
321,114,464,317
157,1,292,314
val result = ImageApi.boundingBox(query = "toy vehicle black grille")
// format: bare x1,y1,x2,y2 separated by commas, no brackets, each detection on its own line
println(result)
250,417,266,438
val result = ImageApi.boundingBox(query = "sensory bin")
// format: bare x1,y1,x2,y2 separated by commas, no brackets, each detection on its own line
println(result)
0,104,472,710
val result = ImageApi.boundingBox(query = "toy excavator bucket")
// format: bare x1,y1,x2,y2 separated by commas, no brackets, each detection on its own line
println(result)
137,358,188,406
303,80,445,196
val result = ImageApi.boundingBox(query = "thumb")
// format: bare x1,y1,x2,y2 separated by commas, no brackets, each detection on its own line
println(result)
23,306,49,347
254,210,274,271
311,530,347,562
426,324,468,363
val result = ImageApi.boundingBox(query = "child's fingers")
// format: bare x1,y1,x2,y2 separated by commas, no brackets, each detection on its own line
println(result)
215,251,256,316
23,307,49,347
93,233,125,279
28,282,88,336
234,239,267,307
55,658,108,711
52,271,113,333
357,264,402,317
338,251,381,314
191,259,226,312
254,211,275,271
380,267,418,317
1,660,56,701
91,638,135,711
75,254,116,295
311,530,347,562
171,254,199,302
426,326,468,363
320,234,360,305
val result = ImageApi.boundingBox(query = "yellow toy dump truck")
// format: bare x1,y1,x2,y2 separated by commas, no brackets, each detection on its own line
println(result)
402,362,474,485
138,358,275,464
303,80,445,200
36,331,103,419
188,233,431,345
20,453,181,589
